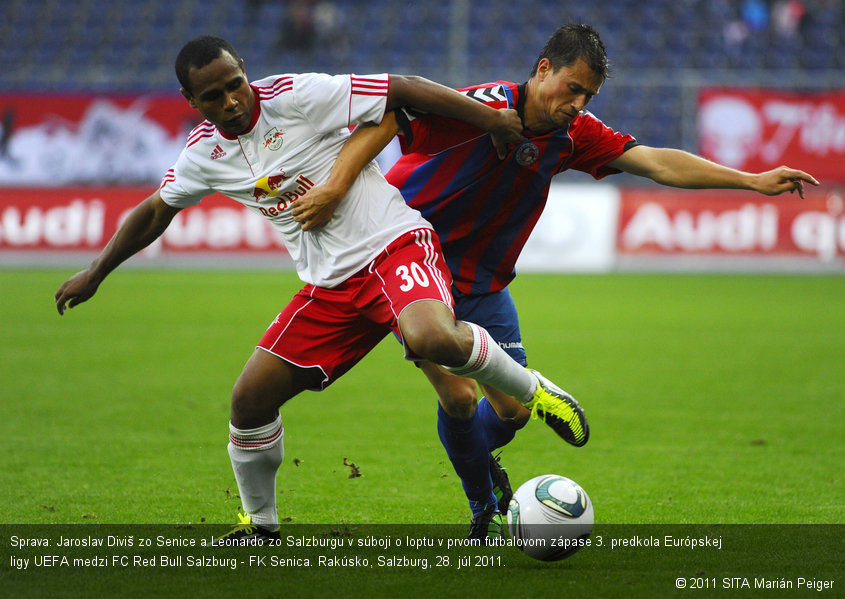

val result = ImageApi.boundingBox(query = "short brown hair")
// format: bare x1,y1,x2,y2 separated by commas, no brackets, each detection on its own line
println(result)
530,24,610,80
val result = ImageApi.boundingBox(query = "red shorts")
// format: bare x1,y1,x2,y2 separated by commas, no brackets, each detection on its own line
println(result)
257,228,454,389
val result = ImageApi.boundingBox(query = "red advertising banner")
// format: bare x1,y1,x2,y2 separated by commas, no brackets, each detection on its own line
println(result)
617,188,845,262
0,94,201,186
698,88,845,184
0,187,289,259
5,186,843,268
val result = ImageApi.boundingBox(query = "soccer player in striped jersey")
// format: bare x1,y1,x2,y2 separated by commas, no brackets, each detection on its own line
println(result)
54,35,588,544
294,24,818,541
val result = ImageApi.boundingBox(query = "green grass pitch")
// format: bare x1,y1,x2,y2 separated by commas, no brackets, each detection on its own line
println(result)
1,269,842,597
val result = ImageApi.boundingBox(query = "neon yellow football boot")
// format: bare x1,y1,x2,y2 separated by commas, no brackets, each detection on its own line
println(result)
212,513,281,546
524,369,589,447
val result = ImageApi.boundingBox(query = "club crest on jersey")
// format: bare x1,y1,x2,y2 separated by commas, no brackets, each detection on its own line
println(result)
515,142,539,166
263,127,285,151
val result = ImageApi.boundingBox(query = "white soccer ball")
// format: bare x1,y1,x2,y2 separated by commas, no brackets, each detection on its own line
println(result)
506,474,594,561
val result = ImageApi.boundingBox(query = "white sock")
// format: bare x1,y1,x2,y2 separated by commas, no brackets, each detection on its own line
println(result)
227,414,284,528
445,322,538,403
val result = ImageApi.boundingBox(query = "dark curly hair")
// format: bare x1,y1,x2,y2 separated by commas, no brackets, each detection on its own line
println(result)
175,35,243,94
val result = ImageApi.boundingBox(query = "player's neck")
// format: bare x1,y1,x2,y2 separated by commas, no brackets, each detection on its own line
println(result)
522,78,554,135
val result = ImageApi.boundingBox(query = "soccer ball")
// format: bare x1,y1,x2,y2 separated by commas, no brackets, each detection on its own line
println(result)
506,474,594,561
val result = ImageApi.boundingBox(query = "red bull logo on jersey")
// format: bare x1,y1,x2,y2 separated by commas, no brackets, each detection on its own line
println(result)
254,173,316,217
263,127,285,151
252,170,292,201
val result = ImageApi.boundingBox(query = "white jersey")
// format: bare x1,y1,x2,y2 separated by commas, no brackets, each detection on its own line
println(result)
160,72,431,287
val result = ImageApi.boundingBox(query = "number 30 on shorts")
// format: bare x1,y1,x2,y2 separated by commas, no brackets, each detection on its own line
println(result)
395,263,430,291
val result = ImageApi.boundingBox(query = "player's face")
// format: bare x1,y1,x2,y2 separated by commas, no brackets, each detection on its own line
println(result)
529,58,603,133
182,51,256,136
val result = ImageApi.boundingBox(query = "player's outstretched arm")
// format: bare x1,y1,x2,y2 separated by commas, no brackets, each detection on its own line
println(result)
55,190,181,315
610,145,819,198
385,74,522,159
292,113,401,231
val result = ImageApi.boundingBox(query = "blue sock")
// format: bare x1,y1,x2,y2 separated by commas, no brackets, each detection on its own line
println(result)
476,396,524,451
437,405,496,516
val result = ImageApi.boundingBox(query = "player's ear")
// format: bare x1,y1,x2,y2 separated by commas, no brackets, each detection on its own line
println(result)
180,88,197,109
537,58,552,80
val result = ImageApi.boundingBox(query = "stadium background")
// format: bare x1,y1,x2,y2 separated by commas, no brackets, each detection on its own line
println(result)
3,0,843,144
1,3,843,595
1,0,844,271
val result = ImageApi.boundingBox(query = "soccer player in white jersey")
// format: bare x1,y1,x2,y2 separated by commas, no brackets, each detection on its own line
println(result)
54,35,587,543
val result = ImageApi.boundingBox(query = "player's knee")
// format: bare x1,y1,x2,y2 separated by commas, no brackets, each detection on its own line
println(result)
401,315,471,366
230,372,287,429
229,350,313,428
399,301,471,367
438,380,478,419
231,378,265,427
405,325,466,366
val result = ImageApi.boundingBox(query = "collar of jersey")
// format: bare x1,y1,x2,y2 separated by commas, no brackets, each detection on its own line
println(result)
516,82,528,130
218,85,262,140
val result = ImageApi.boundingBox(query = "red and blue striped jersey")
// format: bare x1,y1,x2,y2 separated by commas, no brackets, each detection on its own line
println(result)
386,80,637,294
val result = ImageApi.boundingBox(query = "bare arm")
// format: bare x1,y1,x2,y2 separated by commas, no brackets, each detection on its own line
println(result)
292,113,401,231
55,190,181,314
610,145,819,198
386,74,522,160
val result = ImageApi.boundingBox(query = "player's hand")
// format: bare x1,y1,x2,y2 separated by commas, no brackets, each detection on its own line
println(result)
754,166,819,199
291,185,343,231
55,270,101,315
489,108,524,160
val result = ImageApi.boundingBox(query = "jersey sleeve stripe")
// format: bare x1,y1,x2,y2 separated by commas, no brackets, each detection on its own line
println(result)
351,76,389,85
351,82,388,91
186,131,215,148
186,121,216,148
271,75,294,88
258,84,293,98
186,122,214,139
256,76,294,100
160,169,176,189
351,76,388,95
257,87,292,100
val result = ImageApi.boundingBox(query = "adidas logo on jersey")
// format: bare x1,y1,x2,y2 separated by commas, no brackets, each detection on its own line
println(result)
210,145,227,160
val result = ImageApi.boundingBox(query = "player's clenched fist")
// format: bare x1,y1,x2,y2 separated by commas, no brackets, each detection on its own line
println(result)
489,108,523,160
